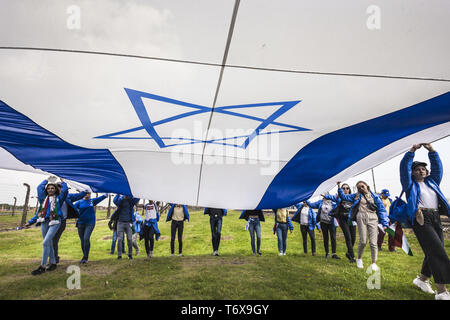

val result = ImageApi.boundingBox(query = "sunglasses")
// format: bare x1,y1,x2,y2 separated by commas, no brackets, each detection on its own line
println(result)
342,187,350,190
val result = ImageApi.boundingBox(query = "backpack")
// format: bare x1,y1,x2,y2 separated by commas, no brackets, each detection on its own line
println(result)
389,191,412,227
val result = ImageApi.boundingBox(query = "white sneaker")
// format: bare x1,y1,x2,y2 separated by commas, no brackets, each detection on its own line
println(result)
283,252,286,256
356,259,364,269
170,254,174,257
150,251,153,258
413,276,435,294
435,290,450,300
279,252,283,256
370,263,379,272
178,254,182,257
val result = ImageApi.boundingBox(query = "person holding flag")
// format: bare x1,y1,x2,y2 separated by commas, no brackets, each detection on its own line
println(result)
395,143,450,300
142,200,161,258
272,208,294,256
25,176,68,275
73,192,109,264
291,202,320,256
337,181,389,271
240,209,265,256
307,197,340,260
323,184,356,263
204,207,227,256
166,204,190,257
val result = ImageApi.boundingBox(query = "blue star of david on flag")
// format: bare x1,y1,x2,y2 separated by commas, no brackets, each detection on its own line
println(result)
94,88,310,149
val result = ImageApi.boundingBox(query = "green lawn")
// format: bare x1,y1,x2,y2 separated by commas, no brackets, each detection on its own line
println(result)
0,209,447,300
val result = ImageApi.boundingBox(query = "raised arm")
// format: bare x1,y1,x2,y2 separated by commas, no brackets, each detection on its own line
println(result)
37,179,48,203
323,194,339,202
425,144,443,185
58,181,69,203
337,188,356,203
306,200,321,209
400,151,415,191
67,191,88,203
92,194,108,206
113,194,122,206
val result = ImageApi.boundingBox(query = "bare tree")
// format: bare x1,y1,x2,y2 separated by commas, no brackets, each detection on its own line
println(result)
21,183,31,227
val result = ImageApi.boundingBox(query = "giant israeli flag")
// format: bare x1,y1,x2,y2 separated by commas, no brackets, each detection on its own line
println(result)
0,0,449,209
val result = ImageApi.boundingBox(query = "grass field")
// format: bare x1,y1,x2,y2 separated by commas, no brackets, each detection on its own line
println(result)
0,209,448,300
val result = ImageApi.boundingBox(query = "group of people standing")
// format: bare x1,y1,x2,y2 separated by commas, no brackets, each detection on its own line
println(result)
23,143,450,300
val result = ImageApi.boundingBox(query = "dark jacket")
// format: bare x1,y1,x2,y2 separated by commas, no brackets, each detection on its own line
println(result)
239,209,265,222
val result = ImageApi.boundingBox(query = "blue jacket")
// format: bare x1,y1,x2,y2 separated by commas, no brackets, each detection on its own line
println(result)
394,151,450,226
306,199,338,230
113,195,140,223
291,204,320,231
28,179,69,225
239,209,265,222
166,204,190,222
74,194,108,225
63,191,88,219
139,204,161,241
338,188,389,227
142,202,161,240
204,208,227,217
133,212,143,234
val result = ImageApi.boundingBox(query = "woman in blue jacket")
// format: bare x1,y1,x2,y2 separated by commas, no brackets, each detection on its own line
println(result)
292,202,320,256
166,204,189,256
323,184,356,262
25,177,68,275
52,187,87,265
337,181,389,271
307,198,340,259
240,209,265,256
393,143,450,300
73,193,108,264
142,200,161,258
273,208,294,256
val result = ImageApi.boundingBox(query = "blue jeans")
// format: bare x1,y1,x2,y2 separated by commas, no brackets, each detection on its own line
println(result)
40,220,61,266
77,224,95,259
276,223,288,253
248,218,261,254
111,230,125,254
210,216,223,251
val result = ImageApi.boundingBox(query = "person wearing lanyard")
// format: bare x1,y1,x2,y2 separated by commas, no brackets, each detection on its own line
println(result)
273,208,294,256
239,209,265,256
204,208,227,256
142,200,161,259
166,204,190,257
399,143,450,300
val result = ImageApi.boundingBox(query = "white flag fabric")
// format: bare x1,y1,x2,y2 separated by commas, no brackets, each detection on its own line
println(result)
0,1,449,209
